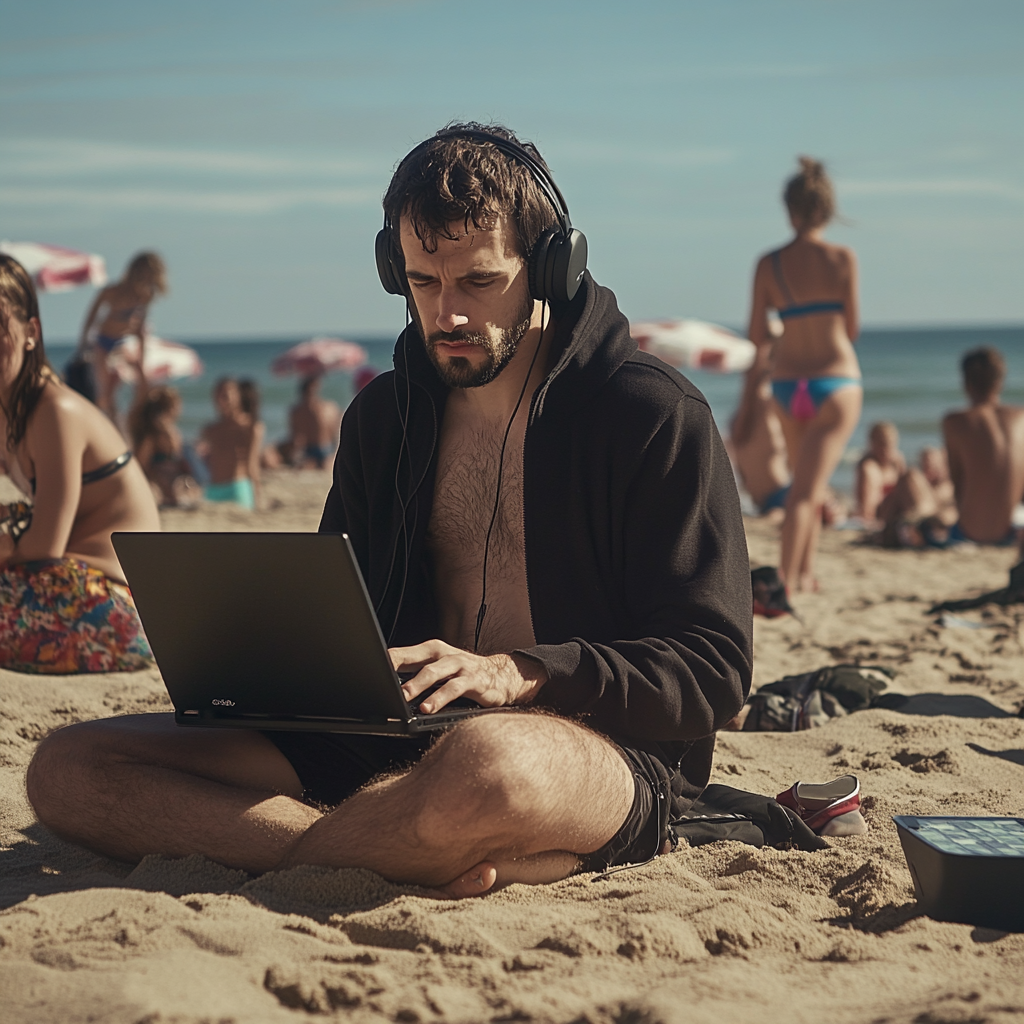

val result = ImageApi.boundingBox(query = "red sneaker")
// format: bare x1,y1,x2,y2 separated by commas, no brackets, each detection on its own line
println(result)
777,774,867,835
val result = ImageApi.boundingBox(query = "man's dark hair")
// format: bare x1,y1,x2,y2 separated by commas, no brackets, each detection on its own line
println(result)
382,122,560,264
962,346,1005,400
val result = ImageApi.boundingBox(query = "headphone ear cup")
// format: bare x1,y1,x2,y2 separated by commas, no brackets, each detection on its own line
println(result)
542,228,588,304
375,228,405,295
553,229,588,303
528,229,555,301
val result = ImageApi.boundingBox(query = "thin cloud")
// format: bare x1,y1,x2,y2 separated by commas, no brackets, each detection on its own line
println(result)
553,143,735,168
841,178,1024,204
1,139,376,178
0,186,379,214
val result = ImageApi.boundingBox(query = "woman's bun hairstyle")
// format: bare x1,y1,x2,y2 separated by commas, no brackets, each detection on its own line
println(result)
784,155,836,229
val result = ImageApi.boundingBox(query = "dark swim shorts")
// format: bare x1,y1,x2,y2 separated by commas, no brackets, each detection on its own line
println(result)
263,728,670,874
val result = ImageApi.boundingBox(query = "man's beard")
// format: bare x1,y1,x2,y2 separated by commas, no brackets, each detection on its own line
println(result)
416,294,535,389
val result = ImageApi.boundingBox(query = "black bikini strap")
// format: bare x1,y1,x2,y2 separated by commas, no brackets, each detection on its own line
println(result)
770,250,796,308
81,451,132,485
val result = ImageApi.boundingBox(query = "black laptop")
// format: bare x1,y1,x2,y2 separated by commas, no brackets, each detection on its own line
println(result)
112,532,498,736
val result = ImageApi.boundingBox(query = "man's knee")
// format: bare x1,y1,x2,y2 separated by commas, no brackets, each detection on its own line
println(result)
27,719,114,825
424,712,597,818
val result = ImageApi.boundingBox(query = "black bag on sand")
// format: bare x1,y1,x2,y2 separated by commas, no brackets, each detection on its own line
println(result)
743,663,893,732
63,350,97,404
672,784,828,852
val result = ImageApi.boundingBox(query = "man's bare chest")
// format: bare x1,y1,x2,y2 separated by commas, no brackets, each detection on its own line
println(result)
428,427,526,571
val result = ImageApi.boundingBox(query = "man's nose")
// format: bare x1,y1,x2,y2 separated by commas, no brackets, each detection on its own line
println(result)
435,309,469,333
435,285,469,333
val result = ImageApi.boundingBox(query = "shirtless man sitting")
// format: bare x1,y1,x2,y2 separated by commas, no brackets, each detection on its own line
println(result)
942,347,1024,546
24,125,752,898
287,374,342,469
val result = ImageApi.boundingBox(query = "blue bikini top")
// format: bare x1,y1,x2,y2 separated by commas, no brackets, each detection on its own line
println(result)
771,250,844,321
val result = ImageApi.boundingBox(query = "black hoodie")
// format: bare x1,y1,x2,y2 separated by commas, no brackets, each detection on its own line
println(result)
320,274,753,813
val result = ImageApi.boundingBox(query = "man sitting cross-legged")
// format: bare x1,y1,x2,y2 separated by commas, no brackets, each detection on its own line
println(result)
27,125,753,898
942,346,1024,547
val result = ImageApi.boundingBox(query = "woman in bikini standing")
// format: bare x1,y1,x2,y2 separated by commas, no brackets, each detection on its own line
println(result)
0,255,160,672
78,251,168,419
748,157,862,592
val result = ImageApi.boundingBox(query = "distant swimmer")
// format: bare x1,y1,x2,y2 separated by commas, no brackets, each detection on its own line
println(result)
728,364,791,518
196,377,262,511
856,421,906,524
77,252,168,420
747,157,862,591
0,255,158,673
942,347,1024,546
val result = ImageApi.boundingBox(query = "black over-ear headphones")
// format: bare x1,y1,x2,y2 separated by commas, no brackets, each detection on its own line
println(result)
375,128,588,304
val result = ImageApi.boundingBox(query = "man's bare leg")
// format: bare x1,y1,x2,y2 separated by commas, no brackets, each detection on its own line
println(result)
28,712,635,895
280,713,635,894
27,714,318,873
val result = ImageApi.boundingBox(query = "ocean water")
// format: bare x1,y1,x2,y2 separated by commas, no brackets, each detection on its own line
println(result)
47,325,1024,496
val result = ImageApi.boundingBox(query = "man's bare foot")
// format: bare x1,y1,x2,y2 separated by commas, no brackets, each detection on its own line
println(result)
439,861,499,898
435,850,581,899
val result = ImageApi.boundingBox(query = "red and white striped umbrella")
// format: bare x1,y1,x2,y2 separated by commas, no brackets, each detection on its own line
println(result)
0,240,108,293
272,337,367,377
107,334,204,384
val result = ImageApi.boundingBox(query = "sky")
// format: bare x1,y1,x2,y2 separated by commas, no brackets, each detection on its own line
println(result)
2,0,1022,341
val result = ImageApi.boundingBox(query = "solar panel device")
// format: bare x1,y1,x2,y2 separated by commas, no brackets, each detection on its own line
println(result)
893,815,1024,932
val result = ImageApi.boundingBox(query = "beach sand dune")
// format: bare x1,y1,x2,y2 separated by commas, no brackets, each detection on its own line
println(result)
2,471,1024,1023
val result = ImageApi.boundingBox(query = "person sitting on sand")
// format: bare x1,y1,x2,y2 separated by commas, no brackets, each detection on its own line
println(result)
287,374,342,469
856,421,906,524
941,347,1024,546
873,446,958,549
196,377,262,511
0,255,159,673
26,124,752,898
78,252,168,419
747,157,862,593
728,363,791,519
128,385,201,508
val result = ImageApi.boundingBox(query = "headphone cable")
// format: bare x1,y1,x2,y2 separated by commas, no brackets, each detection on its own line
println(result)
473,299,547,654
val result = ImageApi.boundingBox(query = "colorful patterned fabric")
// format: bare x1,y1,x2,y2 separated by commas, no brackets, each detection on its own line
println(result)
0,558,152,674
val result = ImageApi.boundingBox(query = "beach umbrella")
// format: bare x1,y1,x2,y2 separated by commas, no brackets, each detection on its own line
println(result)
106,334,204,385
272,337,367,377
0,240,108,293
630,318,756,374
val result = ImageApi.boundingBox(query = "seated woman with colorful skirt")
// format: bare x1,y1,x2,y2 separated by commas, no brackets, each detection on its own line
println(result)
0,255,160,673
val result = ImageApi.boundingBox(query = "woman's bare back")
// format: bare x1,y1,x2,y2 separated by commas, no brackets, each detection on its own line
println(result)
754,237,860,379
6,379,160,580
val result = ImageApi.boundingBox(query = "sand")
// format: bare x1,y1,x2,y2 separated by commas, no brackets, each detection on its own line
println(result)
3,468,1024,1023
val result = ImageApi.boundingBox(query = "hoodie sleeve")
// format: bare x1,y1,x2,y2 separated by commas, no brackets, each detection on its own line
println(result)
520,394,753,744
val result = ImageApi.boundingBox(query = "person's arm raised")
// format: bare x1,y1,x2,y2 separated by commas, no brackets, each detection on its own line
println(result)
8,392,85,565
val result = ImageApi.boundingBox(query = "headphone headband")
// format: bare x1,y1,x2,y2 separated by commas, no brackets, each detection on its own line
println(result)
376,127,588,304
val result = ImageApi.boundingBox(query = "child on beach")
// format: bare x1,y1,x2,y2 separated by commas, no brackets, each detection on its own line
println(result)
747,156,862,592
0,254,159,673
129,385,201,508
856,421,906,523
78,252,168,419
196,377,262,511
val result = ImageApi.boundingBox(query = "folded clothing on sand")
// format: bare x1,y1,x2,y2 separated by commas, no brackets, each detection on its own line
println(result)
742,663,894,732
0,558,153,673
